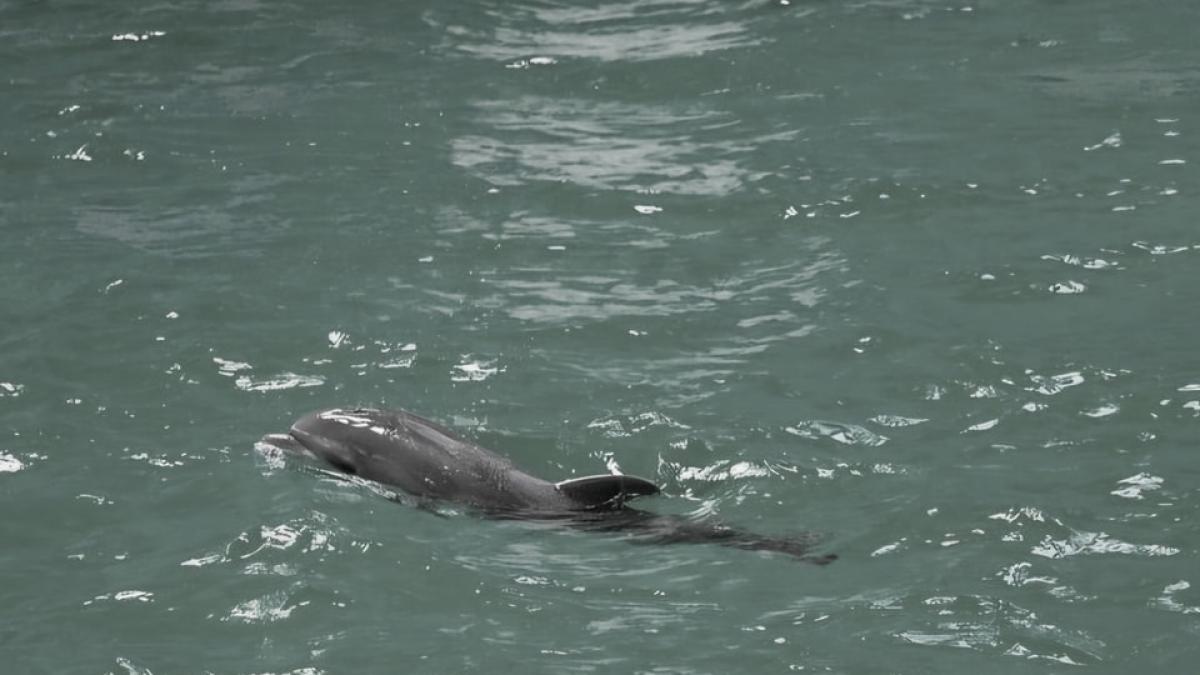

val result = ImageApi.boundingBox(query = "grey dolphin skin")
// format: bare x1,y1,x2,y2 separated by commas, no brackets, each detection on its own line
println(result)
260,408,835,564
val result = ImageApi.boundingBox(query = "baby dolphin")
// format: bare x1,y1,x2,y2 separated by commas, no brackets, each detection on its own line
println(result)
260,407,835,564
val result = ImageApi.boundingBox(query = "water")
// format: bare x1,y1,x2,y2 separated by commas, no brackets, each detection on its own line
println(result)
2,0,1198,671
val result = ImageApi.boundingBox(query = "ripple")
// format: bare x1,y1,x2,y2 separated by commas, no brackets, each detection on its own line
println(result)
451,356,504,382
111,31,166,43
1003,645,1085,667
1031,531,1179,559
293,334,421,375
378,353,416,370
1083,131,1121,151
870,541,904,557
1154,581,1200,615
471,235,839,330
1027,56,1194,102
75,203,289,259
432,1,763,63
1027,370,1085,396
184,513,353,572
495,276,721,323
452,97,793,195
963,418,1000,433
224,589,304,624
480,215,576,242
997,562,1057,589
234,372,324,392
587,411,690,438
890,591,1108,664
1081,403,1119,418
675,460,774,482
83,590,154,606
0,453,24,473
784,420,888,447
1110,473,1163,500
869,414,929,428
988,507,1050,525
810,460,903,481
1041,253,1119,270
897,628,995,650
122,448,196,469
455,537,697,580
112,657,155,675
1132,240,1193,256
212,356,252,376
327,330,349,348
1048,280,1086,295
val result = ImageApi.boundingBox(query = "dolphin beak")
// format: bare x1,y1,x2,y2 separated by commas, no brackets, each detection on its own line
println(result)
257,431,317,459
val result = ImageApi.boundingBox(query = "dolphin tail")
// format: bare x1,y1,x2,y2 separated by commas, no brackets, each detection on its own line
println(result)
724,533,839,565
594,511,838,565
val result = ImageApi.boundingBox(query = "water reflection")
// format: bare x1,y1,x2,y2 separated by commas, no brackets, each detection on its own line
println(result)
454,97,794,195
477,242,841,325
431,0,765,62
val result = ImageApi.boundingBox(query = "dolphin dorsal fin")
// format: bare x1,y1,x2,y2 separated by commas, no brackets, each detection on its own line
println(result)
555,474,660,508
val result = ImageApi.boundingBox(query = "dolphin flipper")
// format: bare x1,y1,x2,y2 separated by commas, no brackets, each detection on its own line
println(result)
555,474,660,508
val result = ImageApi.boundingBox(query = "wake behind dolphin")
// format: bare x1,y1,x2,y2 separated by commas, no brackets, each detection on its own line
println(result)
259,408,835,564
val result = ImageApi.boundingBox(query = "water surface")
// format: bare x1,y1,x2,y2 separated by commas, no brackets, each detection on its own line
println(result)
3,0,1199,672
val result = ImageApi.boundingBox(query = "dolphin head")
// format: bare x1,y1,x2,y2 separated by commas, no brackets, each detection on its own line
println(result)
262,407,552,508
292,410,365,474
260,408,383,476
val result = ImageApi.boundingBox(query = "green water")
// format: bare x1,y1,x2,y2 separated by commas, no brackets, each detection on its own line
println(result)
3,0,1199,672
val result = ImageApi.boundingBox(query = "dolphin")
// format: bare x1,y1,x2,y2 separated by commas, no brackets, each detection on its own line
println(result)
260,407,835,564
